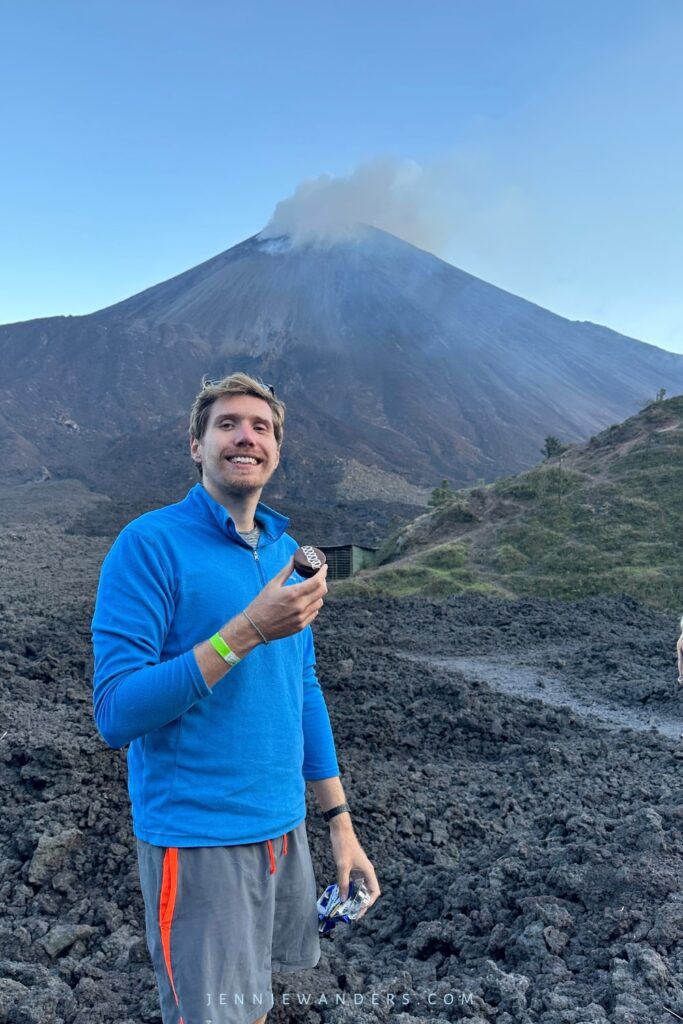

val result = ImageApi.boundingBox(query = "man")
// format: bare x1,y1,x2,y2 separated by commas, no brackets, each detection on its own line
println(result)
92,372,380,1024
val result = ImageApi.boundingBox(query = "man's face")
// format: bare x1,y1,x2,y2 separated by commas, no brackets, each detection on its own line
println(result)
190,394,280,498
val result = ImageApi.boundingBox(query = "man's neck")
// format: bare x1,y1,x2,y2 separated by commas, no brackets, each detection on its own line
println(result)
201,480,261,533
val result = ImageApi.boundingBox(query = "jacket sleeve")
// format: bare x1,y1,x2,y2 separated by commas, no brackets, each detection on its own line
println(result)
300,625,340,780
91,527,211,749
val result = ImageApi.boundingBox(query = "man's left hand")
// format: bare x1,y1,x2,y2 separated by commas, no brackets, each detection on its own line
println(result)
329,824,380,919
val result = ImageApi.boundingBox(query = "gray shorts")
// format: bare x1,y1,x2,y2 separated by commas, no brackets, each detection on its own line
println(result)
136,822,321,1024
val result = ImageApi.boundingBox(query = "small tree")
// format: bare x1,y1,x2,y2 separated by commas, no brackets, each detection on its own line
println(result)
541,436,567,459
429,478,454,508
641,388,667,410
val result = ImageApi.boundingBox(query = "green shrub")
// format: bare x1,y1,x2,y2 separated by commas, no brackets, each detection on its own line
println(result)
420,542,468,570
493,544,529,572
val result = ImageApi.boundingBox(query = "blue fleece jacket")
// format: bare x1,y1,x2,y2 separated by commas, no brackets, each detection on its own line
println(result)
91,483,339,847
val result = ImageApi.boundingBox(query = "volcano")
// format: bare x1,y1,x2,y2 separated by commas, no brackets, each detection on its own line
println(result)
2,226,683,540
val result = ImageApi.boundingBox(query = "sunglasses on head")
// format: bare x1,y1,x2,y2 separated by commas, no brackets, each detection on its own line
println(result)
202,377,276,397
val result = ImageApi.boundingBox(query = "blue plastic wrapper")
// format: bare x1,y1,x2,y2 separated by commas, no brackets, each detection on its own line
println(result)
317,876,371,936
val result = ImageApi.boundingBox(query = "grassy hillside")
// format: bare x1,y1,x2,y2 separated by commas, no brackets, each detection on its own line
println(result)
333,395,683,608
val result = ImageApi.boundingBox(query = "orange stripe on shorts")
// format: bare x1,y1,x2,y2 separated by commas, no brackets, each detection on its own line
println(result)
159,848,185,1023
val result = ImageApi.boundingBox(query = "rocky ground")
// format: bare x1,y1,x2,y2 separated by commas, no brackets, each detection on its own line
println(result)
2,481,683,1024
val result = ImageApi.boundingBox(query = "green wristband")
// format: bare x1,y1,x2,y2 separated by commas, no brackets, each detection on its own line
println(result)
209,632,241,668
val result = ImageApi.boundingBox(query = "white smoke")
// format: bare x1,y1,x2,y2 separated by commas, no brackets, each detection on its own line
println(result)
259,157,469,253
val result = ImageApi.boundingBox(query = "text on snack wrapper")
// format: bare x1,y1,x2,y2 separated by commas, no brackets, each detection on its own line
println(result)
302,545,322,568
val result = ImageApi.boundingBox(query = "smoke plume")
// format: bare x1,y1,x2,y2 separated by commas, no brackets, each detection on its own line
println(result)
260,157,466,253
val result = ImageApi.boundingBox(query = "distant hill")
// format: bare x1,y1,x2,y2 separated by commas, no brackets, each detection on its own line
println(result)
2,226,683,543
335,395,683,609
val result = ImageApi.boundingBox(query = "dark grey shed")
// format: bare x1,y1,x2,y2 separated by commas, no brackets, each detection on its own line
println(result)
319,544,379,580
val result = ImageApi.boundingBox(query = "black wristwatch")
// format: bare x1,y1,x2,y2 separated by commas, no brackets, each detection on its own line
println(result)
322,802,350,822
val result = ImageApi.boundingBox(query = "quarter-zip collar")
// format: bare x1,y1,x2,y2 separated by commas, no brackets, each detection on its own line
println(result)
187,483,290,546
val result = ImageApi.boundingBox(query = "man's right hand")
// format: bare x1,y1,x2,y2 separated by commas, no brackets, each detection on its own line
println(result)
195,557,328,688
242,557,328,643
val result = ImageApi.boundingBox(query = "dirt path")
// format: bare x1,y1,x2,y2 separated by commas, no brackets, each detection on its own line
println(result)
399,651,683,740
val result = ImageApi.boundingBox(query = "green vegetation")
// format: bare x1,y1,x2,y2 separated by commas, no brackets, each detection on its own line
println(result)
428,478,455,507
541,435,567,459
334,395,683,608
334,541,508,598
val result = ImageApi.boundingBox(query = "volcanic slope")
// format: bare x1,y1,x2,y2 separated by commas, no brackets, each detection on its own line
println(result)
336,394,683,609
2,228,683,535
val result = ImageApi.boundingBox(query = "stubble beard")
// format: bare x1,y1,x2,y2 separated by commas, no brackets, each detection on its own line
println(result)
215,457,275,497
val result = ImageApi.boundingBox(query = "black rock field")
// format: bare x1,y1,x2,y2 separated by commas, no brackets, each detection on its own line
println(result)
2,480,683,1024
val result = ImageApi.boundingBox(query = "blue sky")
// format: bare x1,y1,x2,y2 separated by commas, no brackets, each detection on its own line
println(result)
2,1,682,351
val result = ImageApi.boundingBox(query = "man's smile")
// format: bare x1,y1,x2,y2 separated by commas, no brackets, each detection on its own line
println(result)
226,455,261,464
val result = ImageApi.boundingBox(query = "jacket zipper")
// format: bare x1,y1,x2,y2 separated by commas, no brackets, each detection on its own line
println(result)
253,540,267,586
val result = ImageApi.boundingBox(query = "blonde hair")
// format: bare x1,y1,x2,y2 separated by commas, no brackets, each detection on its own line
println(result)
189,372,286,477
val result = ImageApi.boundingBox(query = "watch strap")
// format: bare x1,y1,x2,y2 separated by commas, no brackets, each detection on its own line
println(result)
322,802,350,822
